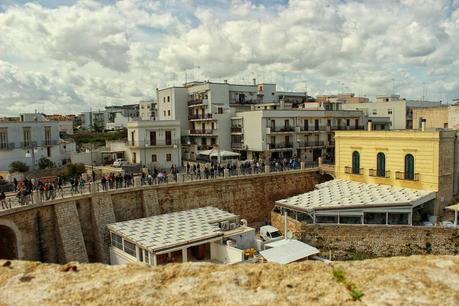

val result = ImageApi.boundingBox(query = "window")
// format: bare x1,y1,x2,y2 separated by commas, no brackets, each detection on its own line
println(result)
346,119,350,126
0,128,8,149
218,107,223,114
388,109,393,115
46,147,51,157
352,151,360,174
166,153,172,162
151,154,157,162
150,131,156,146
133,152,137,163
377,152,386,177
23,127,31,147
138,248,143,262
144,250,149,264
168,110,171,116
44,126,51,145
404,154,414,180
167,96,170,102
123,240,136,257
111,233,123,250
372,109,377,115
163,97,166,103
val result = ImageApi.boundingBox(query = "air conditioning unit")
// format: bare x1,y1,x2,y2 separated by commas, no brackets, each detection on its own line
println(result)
240,219,248,227
220,221,230,231
229,222,237,230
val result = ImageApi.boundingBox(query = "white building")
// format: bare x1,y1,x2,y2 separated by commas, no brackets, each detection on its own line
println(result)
232,109,366,162
139,100,157,121
0,120,76,171
156,80,310,161
108,207,256,266
341,95,441,130
126,119,181,169
274,179,436,226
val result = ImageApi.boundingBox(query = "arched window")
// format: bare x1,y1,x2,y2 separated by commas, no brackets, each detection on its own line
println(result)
352,151,360,174
377,152,386,177
405,154,415,180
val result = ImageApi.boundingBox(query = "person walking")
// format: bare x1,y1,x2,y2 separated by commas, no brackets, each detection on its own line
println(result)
0,191,9,209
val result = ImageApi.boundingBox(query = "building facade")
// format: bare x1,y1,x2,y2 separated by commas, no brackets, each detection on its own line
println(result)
0,121,76,171
139,100,157,121
341,96,441,129
232,109,366,162
335,129,457,219
412,103,459,130
126,119,181,169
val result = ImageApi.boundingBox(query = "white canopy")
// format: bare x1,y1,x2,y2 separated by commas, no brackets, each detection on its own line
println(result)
260,239,319,264
197,149,240,158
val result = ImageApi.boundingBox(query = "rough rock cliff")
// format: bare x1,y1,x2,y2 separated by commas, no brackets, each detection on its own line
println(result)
0,256,458,305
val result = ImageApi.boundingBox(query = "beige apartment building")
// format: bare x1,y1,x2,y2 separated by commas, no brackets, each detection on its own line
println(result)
341,95,440,129
156,80,309,161
412,103,459,129
231,109,366,162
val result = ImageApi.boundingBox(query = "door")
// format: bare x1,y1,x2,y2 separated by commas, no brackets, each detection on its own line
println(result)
165,131,171,145
150,131,156,146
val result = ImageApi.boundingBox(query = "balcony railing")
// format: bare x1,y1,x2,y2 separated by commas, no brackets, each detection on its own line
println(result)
189,129,216,135
20,141,38,148
231,143,247,150
297,141,324,148
269,142,293,149
333,126,364,131
127,140,178,147
268,126,295,133
0,142,16,150
188,113,213,120
229,99,260,104
42,139,59,146
231,127,243,133
344,166,364,175
369,169,391,178
188,99,207,106
297,126,326,132
395,171,420,181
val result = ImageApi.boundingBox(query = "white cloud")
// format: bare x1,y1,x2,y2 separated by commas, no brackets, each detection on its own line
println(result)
0,0,459,116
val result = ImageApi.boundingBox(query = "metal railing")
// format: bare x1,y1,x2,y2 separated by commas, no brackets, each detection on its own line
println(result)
189,129,216,135
369,169,391,178
231,127,243,133
269,142,294,149
297,141,324,148
395,171,420,181
127,140,178,147
188,113,213,120
231,143,247,150
188,99,207,106
1,162,320,211
344,166,364,175
269,127,295,133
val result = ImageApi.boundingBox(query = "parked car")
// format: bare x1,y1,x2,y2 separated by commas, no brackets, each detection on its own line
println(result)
112,159,125,167
260,225,284,242
421,221,434,227
440,221,456,228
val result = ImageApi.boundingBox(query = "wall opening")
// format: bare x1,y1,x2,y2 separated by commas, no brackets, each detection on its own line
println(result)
0,225,18,259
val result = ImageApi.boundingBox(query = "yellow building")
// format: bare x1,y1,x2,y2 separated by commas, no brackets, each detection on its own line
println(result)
335,128,456,218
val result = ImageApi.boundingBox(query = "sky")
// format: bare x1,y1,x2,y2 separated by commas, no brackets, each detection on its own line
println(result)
0,0,459,116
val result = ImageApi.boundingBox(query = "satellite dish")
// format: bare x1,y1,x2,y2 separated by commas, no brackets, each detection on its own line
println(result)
286,230,293,239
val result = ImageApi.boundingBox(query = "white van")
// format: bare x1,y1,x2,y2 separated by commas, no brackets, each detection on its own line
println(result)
259,225,284,242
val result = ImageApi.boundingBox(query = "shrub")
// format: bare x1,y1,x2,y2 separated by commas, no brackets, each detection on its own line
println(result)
63,163,86,178
8,161,29,173
38,157,55,169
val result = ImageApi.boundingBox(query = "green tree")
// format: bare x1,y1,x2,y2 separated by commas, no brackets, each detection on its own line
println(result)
8,161,29,173
38,157,55,169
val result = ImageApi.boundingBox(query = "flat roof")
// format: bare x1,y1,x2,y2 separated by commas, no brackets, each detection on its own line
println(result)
107,207,238,253
260,239,319,264
276,179,436,213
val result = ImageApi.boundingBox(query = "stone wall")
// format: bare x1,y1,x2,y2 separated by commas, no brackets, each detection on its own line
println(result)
0,169,319,263
271,212,459,260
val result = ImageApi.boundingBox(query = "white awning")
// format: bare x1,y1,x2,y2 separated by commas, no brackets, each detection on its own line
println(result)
197,149,240,158
260,239,319,264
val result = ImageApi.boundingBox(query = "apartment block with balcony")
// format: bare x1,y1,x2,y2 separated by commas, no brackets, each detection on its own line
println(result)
231,109,366,161
0,120,76,171
126,119,181,169
335,128,459,219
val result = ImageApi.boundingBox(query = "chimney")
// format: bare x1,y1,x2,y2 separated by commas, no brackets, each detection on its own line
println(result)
253,78,256,85
224,80,228,84
421,118,426,131
367,119,372,131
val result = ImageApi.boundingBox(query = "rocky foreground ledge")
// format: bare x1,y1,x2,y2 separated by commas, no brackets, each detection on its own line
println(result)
0,256,458,305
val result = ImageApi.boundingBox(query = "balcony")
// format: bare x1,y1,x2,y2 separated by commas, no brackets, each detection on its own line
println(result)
395,171,420,181
231,127,243,133
42,139,59,146
188,99,207,106
297,141,325,148
369,169,391,178
267,126,295,134
127,140,178,148
229,98,260,105
231,143,247,150
0,143,15,150
344,166,364,175
189,129,217,136
188,113,214,120
268,142,294,150
297,126,325,132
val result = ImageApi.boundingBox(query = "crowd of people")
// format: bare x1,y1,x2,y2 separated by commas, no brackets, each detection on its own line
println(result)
0,156,314,210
